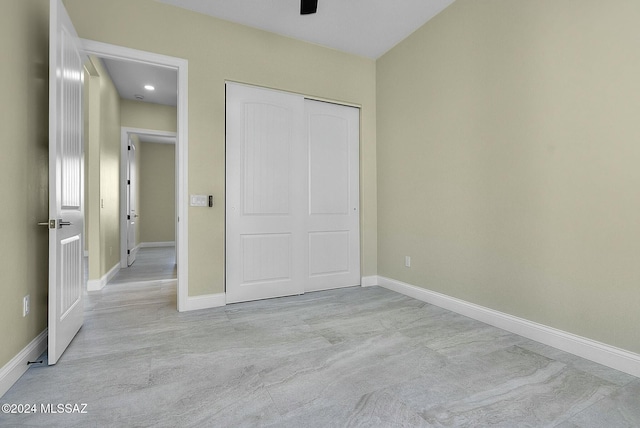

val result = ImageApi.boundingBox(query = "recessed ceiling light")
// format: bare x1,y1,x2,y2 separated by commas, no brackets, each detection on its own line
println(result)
144,84,155,91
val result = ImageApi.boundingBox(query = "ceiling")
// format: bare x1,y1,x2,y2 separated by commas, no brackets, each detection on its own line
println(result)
101,57,178,106
155,0,456,59
100,1,455,107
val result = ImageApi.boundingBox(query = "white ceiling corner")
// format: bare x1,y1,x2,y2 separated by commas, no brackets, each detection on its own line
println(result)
99,1,455,107
154,0,456,59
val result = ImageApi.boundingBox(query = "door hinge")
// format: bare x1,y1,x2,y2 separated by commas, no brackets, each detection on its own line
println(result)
127,180,130,185
127,250,130,255
128,145,131,151
127,215,131,220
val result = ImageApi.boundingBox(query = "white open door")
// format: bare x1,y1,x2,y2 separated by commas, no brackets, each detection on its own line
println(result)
48,0,85,365
127,140,138,266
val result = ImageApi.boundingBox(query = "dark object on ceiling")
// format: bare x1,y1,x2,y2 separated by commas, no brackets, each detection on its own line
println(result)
301,0,318,15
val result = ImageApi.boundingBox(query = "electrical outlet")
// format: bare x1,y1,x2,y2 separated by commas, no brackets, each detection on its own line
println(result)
23,295,30,317
405,256,411,268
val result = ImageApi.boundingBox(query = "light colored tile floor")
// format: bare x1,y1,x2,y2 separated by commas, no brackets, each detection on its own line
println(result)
1,250,638,427
108,246,177,285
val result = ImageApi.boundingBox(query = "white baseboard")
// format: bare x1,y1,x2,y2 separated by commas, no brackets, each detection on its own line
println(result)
361,275,378,287
0,329,47,398
375,276,640,378
87,262,120,291
140,241,176,248
181,293,226,312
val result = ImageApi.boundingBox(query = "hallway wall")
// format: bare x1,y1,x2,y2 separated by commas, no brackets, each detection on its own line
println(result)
85,57,122,281
139,141,175,244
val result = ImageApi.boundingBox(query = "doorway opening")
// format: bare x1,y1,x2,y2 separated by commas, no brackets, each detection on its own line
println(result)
82,39,189,311
119,128,177,268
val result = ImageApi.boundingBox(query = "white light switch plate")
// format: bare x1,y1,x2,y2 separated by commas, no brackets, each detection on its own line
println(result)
190,194,208,207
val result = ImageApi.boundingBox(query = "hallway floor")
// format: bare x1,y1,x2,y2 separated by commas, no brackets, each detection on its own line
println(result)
1,268,639,426
108,246,177,285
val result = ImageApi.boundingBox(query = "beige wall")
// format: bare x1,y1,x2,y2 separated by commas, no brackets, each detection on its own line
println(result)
97,57,122,277
139,142,176,243
85,57,122,280
85,64,100,279
0,0,49,368
121,99,177,132
377,0,640,354
64,0,377,297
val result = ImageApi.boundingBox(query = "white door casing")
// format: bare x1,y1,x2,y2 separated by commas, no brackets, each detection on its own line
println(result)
226,83,360,303
127,140,138,266
48,0,85,365
226,84,307,303
305,99,360,292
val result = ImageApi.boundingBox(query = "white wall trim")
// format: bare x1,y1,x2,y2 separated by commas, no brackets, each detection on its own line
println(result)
361,275,379,287
183,293,226,311
140,241,176,248
0,329,48,398
82,39,189,313
87,262,120,292
130,243,141,257
109,278,176,288
376,276,640,378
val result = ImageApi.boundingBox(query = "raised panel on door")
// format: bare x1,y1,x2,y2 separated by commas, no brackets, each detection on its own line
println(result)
305,100,360,292
226,83,306,303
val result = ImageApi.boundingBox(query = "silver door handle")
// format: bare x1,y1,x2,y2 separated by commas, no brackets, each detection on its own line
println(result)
59,220,72,227
37,219,56,229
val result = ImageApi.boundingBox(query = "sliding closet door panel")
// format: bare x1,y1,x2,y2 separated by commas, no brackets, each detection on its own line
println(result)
305,100,360,292
226,83,306,303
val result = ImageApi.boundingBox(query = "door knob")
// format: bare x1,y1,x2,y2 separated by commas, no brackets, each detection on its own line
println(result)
37,219,56,229
58,220,72,227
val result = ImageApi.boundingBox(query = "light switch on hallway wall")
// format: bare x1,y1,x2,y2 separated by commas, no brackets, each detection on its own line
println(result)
190,195,213,207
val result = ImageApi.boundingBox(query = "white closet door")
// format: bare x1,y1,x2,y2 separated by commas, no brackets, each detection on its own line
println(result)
226,83,306,303
305,100,360,292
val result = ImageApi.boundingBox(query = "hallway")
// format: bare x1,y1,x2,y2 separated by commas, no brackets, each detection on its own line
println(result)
108,246,177,285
